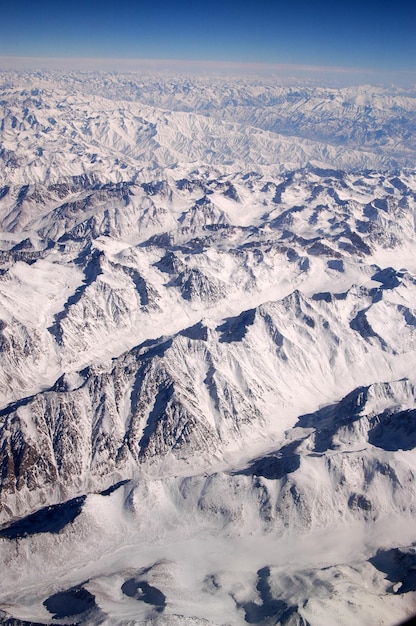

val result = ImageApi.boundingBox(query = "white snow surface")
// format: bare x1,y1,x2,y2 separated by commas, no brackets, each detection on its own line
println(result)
0,70,416,625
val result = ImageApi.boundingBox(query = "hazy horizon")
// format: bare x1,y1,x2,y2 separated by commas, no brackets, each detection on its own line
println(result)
1,56,415,88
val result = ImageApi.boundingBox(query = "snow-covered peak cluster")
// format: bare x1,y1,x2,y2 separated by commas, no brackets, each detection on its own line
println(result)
0,71,416,625
1,71,415,188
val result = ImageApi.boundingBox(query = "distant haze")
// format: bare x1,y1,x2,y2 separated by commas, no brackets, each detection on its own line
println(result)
0,57,415,88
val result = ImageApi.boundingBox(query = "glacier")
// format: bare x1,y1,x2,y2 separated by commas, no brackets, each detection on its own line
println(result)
0,69,416,625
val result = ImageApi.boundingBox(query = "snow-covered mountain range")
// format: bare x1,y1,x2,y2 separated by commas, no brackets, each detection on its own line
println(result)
0,70,416,625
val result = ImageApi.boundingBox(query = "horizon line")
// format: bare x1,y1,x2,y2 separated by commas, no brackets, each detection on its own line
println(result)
1,56,415,87
1,55,414,75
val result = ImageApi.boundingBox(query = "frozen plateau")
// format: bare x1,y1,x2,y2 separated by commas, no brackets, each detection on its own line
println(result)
0,68,416,625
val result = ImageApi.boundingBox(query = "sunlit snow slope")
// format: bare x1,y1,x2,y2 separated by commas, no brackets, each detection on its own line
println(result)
0,70,416,626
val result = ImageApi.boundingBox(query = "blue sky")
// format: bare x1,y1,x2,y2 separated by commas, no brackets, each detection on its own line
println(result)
1,0,415,72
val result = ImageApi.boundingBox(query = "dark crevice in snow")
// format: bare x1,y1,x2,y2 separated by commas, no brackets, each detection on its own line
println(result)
180,321,209,341
99,479,130,496
235,441,301,480
368,409,416,451
372,266,403,289
296,386,370,453
217,308,256,343
43,585,97,620
115,262,153,307
0,394,36,418
327,258,344,271
47,246,104,345
369,547,416,594
0,496,86,539
138,383,174,457
121,578,166,612
349,308,388,349
236,566,310,625
135,337,173,362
